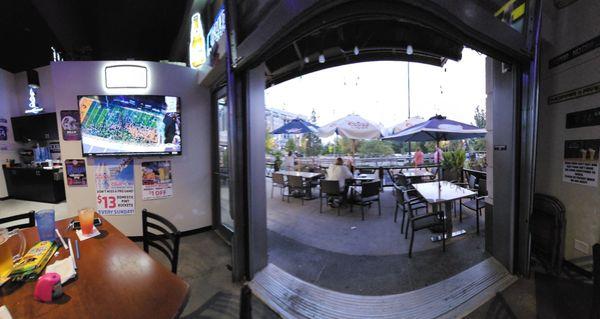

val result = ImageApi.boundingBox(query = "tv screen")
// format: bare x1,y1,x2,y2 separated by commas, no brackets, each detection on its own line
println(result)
78,95,181,156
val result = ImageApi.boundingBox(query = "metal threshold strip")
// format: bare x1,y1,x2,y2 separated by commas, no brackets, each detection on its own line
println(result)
249,258,516,319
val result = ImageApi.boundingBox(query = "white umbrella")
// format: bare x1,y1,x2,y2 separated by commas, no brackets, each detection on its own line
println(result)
383,116,426,136
318,114,382,140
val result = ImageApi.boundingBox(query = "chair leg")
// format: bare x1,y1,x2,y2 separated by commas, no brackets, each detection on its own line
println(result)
320,195,323,214
400,207,406,235
361,205,365,221
271,184,274,198
459,199,463,222
405,218,410,239
442,218,446,252
409,228,415,258
476,203,480,235
287,188,290,203
394,204,399,223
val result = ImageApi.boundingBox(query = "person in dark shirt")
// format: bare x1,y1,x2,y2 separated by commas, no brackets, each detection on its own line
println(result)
163,113,176,143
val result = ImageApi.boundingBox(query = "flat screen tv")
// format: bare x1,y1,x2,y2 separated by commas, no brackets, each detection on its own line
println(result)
78,95,181,156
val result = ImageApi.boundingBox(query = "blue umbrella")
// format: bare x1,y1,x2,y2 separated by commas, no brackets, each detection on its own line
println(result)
382,115,486,143
271,118,319,134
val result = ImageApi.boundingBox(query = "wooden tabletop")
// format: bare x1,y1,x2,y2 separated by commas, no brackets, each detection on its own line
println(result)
401,169,433,177
276,170,322,179
0,217,190,319
412,181,475,204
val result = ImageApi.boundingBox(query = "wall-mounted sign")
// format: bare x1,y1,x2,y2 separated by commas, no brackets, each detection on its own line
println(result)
105,65,147,88
549,34,600,69
95,158,135,215
566,107,600,129
0,126,6,141
563,139,599,187
141,161,173,200
60,110,81,140
548,81,600,105
554,0,578,9
65,159,87,187
206,6,226,59
189,12,207,69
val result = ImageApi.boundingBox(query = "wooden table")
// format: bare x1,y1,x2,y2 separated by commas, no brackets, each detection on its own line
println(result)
0,217,190,319
412,181,476,242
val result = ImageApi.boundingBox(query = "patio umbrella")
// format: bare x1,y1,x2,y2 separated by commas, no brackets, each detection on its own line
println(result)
382,115,486,144
271,118,319,134
384,116,427,136
318,114,382,140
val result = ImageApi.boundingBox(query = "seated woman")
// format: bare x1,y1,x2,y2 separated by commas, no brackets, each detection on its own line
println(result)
326,157,354,206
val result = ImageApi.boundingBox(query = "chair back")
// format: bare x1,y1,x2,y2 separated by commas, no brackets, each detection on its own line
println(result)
393,185,407,205
272,173,285,185
141,209,181,274
0,211,35,231
468,175,477,189
396,174,409,187
321,180,341,195
403,191,416,217
479,178,488,196
361,181,379,197
288,175,304,188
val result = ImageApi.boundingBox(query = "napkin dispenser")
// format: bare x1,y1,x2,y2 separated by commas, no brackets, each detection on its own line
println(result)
34,273,62,302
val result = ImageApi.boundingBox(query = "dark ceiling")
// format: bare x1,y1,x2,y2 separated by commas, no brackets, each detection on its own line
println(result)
0,0,188,73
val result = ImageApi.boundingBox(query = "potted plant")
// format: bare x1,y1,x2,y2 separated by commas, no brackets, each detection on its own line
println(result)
441,150,466,182
273,150,283,171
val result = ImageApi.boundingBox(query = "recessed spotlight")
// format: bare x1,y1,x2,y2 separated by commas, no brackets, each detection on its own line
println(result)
353,46,359,55
304,56,310,63
318,53,325,63
406,45,414,55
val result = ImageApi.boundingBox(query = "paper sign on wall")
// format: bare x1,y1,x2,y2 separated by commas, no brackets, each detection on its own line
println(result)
141,161,173,200
65,159,87,187
563,139,599,187
60,110,81,141
95,158,135,215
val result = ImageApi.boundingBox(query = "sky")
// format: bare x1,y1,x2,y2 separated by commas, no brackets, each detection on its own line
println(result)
265,48,487,130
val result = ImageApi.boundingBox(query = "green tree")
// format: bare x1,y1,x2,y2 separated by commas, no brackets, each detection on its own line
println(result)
265,132,276,154
335,136,357,155
302,109,323,156
358,140,395,156
284,138,296,153
474,105,486,128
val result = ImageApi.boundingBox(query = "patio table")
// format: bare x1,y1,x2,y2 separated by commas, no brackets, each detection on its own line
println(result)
401,168,433,178
412,181,476,242
276,170,322,199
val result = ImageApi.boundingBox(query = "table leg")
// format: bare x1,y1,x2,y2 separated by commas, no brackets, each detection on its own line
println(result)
430,201,467,242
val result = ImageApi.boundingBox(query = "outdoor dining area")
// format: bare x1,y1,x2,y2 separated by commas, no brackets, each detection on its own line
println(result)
266,114,489,258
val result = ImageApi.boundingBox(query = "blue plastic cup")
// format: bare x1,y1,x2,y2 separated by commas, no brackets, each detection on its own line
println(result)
35,209,56,242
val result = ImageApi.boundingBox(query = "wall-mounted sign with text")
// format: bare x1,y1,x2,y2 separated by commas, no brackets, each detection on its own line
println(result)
566,107,600,129
206,6,226,59
563,139,600,187
548,81,600,105
549,34,600,69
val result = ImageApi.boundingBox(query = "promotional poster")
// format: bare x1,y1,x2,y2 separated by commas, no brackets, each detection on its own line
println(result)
65,159,87,186
563,139,599,187
60,110,81,141
94,157,135,215
141,161,173,200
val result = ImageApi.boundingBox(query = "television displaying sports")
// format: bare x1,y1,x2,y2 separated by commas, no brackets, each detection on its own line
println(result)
78,95,181,156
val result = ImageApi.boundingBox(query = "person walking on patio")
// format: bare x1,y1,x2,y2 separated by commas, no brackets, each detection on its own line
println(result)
283,151,296,171
414,148,424,167
433,146,444,164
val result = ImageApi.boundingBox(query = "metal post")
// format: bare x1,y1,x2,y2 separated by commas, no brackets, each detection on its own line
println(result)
407,62,411,155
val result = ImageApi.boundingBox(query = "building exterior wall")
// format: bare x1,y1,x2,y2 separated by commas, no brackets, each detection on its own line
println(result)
535,0,600,259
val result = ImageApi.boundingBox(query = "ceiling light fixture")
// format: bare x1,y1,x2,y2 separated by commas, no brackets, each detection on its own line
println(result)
406,45,414,55
318,53,325,64
304,56,310,63
353,46,359,55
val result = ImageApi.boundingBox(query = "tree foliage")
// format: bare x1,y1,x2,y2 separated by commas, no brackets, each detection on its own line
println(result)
284,138,296,153
358,140,395,156
265,132,276,154
302,109,322,156
474,105,486,128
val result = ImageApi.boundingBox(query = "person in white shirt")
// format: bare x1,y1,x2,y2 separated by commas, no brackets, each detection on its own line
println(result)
433,146,444,164
326,157,353,191
283,151,295,171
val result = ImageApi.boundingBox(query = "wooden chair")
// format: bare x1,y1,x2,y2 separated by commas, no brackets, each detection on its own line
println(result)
404,192,445,257
141,209,181,274
0,211,35,231
271,173,287,200
319,180,344,215
286,175,306,205
350,181,380,221
459,178,487,235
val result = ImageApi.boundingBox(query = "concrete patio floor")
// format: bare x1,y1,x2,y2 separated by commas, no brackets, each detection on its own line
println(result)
266,178,490,295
